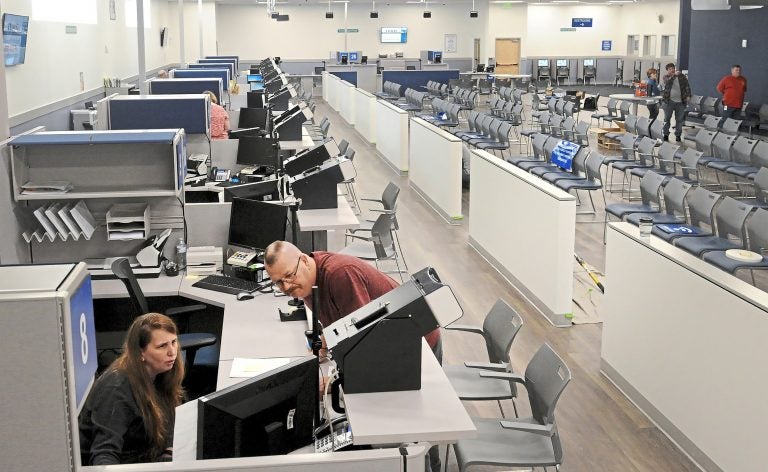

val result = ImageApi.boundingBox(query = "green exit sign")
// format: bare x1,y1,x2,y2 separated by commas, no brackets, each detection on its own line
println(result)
337,28,359,33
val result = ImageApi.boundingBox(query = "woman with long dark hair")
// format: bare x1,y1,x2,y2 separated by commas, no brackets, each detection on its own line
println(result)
79,313,185,465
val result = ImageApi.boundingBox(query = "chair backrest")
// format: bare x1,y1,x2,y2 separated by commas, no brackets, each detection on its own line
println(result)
574,121,590,146
623,114,638,135
662,178,692,219
111,257,149,314
548,99,557,113
639,171,665,207
561,116,575,135
381,182,401,211
732,136,758,166
465,111,480,132
571,147,590,175
649,118,665,140
680,149,704,182
694,129,717,155
618,101,632,119
532,134,549,160
656,142,679,174
721,118,742,135
687,187,721,229
482,299,524,365
337,139,349,155
714,196,752,243
753,167,768,207
689,95,703,112
555,100,565,115
701,96,721,116
703,114,721,131
585,152,604,182
344,148,356,160
564,101,575,117
619,134,637,160
497,122,513,144
606,98,618,114
712,132,736,161
525,344,572,429
543,137,559,161
370,212,396,258
746,208,768,253
751,140,768,168
636,116,651,138
550,114,564,136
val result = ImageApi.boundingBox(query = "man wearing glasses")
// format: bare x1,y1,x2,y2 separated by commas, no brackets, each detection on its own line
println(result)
263,240,441,355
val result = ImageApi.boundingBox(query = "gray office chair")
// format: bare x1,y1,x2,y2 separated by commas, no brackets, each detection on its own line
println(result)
625,177,692,226
703,208,768,285
347,182,408,271
449,343,572,472
110,258,218,373
337,139,350,156
340,146,361,214
442,299,524,417
341,212,406,282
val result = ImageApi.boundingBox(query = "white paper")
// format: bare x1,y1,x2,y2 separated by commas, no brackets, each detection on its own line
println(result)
108,230,145,240
230,357,291,378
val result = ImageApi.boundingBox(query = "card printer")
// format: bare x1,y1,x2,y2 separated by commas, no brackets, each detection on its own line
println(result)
187,246,223,276
324,267,463,400
284,139,340,177
290,157,355,210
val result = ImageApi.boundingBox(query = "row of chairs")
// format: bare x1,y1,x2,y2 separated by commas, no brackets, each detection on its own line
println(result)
449,86,479,111
394,88,427,113
496,86,524,105
524,111,590,150
452,112,518,158
375,81,403,100
419,98,461,128
426,80,449,98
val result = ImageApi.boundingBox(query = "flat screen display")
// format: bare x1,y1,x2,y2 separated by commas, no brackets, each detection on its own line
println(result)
583,59,595,67
538,59,549,67
381,27,408,43
247,74,263,82
3,13,29,67
556,59,567,67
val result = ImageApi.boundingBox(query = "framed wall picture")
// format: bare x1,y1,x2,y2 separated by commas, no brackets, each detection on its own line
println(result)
444,34,457,54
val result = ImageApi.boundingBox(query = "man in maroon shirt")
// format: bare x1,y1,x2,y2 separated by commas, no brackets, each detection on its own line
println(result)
716,65,747,122
263,241,441,353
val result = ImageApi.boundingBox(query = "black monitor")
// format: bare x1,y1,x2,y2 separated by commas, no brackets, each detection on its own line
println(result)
247,91,265,108
433,54,442,64
238,107,270,129
476,64,485,72
229,127,266,139
249,68,261,74
197,356,317,459
237,137,280,167
273,105,301,126
340,54,348,65
227,197,288,251
223,179,280,203
361,55,368,65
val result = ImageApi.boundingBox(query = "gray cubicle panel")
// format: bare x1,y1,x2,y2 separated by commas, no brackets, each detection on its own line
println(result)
596,58,620,85
0,132,38,264
446,57,473,72
186,202,231,248
275,60,326,75
173,68,231,92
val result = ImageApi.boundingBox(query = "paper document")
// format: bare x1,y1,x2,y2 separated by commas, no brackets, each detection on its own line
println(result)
230,357,291,378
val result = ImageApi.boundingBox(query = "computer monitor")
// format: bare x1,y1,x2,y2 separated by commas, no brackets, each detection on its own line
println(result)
227,197,288,251
238,107,270,129
197,356,317,459
340,54,348,65
556,59,567,67
229,127,266,139
249,68,261,75
538,59,549,67
236,137,280,167
361,55,368,65
223,179,280,203
583,59,595,67
247,74,263,83
349,52,359,62
247,91,265,108
434,54,442,64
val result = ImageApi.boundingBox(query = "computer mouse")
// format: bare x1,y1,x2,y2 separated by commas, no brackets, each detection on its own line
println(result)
236,292,254,301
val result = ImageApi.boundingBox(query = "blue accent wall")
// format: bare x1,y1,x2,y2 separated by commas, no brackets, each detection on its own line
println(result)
330,71,357,86
382,70,460,96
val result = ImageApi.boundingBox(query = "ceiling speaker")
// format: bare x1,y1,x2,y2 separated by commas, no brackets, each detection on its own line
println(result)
370,11,379,18
470,10,479,17
325,11,334,18
423,11,432,18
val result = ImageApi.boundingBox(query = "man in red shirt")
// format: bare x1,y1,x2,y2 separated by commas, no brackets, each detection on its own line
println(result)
716,65,747,122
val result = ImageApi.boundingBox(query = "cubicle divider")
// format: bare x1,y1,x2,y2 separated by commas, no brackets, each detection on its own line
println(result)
172,68,231,92
382,70,460,94
353,88,377,144
408,118,463,224
339,80,356,125
602,223,768,472
148,77,223,105
107,94,210,135
468,150,576,327
375,99,409,175
329,71,357,87
188,63,236,83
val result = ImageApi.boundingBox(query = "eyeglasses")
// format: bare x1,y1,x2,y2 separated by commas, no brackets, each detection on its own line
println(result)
273,256,302,290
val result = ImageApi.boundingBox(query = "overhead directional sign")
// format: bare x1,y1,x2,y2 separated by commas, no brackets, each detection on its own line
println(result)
572,17,593,27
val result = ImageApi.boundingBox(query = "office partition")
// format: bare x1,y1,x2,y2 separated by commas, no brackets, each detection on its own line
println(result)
375,99,409,174
173,68,231,91
329,71,357,86
192,60,236,80
148,77,223,104
108,94,210,135
354,88,377,144
339,80,356,125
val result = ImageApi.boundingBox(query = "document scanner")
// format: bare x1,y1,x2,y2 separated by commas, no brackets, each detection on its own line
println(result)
284,139,340,177
324,267,462,397
291,157,355,210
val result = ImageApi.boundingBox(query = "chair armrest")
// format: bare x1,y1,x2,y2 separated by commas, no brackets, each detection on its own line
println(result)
444,323,484,335
499,421,554,436
657,158,677,164
369,209,396,214
360,198,384,204
345,233,373,242
166,304,207,317
464,361,508,371
478,371,525,383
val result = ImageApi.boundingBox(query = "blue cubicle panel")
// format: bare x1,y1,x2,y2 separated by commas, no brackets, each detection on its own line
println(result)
330,71,357,86
148,78,223,104
109,96,209,135
382,70,460,93
197,59,237,77
176,67,230,91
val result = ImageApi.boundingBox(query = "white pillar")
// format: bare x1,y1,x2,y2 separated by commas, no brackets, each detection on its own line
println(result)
137,0,147,93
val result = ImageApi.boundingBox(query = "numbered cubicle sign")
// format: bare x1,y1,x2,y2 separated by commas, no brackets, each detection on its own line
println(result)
66,275,98,410
602,40,612,51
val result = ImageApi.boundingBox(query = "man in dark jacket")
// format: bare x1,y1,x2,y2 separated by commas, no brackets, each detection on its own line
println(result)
661,63,692,141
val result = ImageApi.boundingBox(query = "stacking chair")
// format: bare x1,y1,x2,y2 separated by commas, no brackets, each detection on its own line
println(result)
340,146,360,213
336,139,350,156
605,114,636,142
677,148,705,186
341,212,406,282
725,138,767,181
569,121,590,147
720,118,743,135
538,146,590,184
625,177,692,226
556,152,606,214
611,137,656,198
673,196,752,256
348,182,408,271
476,121,514,158
736,167,768,209
649,118,665,142
626,142,679,191
603,171,667,241
603,101,630,126
110,258,218,392
449,344,572,472
651,187,721,242
442,299,524,417
703,208,768,284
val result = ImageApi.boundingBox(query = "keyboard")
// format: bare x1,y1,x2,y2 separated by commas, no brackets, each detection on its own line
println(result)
192,274,264,295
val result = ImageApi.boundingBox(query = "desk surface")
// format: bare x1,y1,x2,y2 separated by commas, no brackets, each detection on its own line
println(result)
609,93,660,103
297,196,360,231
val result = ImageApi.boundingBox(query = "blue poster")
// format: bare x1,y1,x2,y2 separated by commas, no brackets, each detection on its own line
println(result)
572,18,593,27
550,140,580,171
602,40,612,51
68,276,97,410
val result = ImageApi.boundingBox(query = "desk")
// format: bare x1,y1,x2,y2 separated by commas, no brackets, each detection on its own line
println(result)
297,196,360,251
608,93,660,116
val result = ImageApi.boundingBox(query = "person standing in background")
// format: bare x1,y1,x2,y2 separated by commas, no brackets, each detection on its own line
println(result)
717,65,747,122
661,63,692,141
645,68,660,121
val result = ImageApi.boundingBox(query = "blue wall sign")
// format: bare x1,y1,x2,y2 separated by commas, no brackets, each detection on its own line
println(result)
572,18,593,27
601,40,612,51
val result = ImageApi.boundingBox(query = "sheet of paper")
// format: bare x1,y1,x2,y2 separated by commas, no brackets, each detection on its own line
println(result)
230,357,291,378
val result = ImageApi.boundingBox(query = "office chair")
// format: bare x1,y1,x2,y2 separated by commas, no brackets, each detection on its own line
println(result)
348,181,408,271
341,212,406,282
110,258,218,370
448,343,572,472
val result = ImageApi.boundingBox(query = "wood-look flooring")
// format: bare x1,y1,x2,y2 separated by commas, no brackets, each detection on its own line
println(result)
317,99,701,472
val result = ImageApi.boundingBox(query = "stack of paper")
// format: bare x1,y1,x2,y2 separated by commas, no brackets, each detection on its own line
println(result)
21,181,74,195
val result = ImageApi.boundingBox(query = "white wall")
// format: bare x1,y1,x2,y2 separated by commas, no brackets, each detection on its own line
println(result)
180,2,217,64
485,0,679,59
215,3,485,60
2,0,218,118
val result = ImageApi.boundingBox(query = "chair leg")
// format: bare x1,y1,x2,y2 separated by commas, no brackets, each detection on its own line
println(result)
393,230,409,272
512,398,519,418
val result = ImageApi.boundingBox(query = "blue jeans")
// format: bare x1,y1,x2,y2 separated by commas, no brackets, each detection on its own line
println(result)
662,101,686,139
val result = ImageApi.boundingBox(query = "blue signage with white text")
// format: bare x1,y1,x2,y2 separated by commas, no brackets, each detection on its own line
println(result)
601,40,612,51
572,18,593,27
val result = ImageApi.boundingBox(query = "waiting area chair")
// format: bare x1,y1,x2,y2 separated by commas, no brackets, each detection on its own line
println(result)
341,212,407,281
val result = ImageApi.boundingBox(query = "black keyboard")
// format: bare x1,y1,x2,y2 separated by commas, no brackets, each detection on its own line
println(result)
192,275,264,295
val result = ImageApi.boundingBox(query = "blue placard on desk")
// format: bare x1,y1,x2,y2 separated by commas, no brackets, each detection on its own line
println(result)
572,18,593,27
602,40,612,51
69,276,97,411
550,140,580,171
656,224,703,235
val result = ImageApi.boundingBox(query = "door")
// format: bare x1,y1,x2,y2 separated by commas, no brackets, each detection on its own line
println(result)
495,38,520,74
473,38,481,70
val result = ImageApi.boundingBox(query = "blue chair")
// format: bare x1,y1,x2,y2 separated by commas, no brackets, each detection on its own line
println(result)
603,171,666,241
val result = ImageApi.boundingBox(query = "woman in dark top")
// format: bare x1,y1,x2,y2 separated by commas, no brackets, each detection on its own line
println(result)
645,68,661,120
79,313,185,465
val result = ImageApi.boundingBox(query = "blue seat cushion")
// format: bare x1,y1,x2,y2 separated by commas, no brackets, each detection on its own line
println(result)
706,160,737,171
530,165,560,177
541,171,582,183
606,203,656,218
725,165,759,179
651,225,712,242
612,161,647,172
625,212,683,225
557,179,601,191
518,161,553,171
702,251,768,274
673,235,741,257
